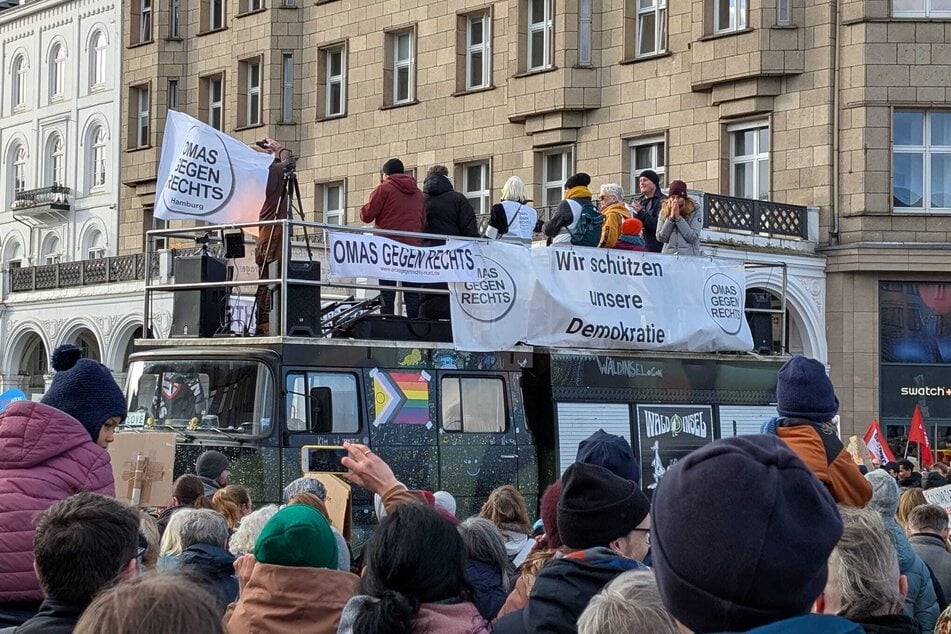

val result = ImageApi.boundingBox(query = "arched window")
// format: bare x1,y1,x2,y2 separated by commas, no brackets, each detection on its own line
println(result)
41,233,61,264
49,43,66,98
12,144,27,194
47,134,65,187
11,55,26,109
83,227,105,259
89,31,106,88
4,239,24,269
89,125,107,188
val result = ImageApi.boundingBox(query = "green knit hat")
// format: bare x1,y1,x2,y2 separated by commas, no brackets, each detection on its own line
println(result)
254,505,338,569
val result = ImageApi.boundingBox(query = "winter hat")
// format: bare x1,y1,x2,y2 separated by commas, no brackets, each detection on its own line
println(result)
564,173,591,189
538,480,563,549
668,180,688,198
776,356,839,422
381,158,404,175
866,469,901,517
621,217,644,236
925,471,947,490
576,429,641,484
557,463,650,550
195,450,230,481
282,476,327,503
254,504,338,569
434,491,457,517
651,434,843,634
638,169,660,189
40,344,127,442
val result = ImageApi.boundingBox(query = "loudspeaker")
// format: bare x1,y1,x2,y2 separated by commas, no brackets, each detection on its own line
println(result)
335,315,452,342
269,260,321,336
746,290,773,354
171,255,227,338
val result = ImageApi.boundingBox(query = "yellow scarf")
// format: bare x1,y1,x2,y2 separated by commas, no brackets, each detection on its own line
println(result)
565,186,592,200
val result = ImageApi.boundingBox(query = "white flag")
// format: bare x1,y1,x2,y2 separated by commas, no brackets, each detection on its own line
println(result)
154,110,274,224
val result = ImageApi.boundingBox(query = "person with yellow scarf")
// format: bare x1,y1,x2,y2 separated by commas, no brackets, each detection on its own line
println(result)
595,184,632,248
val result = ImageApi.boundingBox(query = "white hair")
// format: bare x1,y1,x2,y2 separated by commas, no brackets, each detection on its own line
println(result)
229,504,279,555
501,176,529,203
599,183,624,201
178,508,229,549
577,570,678,634
159,509,196,557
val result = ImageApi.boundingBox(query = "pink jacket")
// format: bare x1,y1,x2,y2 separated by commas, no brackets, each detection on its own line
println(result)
0,401,115,602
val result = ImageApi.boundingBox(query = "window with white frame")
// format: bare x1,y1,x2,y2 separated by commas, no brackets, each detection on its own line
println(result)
893,0,951,16
168,79,179,110
170,0,180,37
241,58,261,126
542,149,573,206
204,0,225,31
527,0,553,71
205,74,224,129
629,136,666,193
12,144,27,196
42,234,61,265
775,0,792,25
85,229,106,259
281,53,293,123
90,125,107,189
49,44,66,99
5,241,23,269
90,32,106,88
636,0,667,57
729,121,769,200
325,45,346,117
322,182,345,224
579,0,592,65
132,85,150,148
893,110,951,211
714,0,747,33
12,55,27,109
466,13,491,90
462,162,490,213
140,0,153,42
392,31,414,104
48,134,65,187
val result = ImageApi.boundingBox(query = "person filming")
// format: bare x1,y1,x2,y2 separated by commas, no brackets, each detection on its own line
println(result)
254,138,294,336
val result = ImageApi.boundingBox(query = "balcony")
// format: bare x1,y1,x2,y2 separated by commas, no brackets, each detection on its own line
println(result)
12,185,71,227
9,254,148,293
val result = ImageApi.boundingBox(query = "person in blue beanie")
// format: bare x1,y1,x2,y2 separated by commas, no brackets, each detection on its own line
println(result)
575,429,640,484
761,356,872,507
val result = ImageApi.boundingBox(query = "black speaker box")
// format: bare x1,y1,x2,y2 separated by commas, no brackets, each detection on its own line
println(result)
746,290,773,354
171,255,227,338
269,260,321,336
336,315,452,343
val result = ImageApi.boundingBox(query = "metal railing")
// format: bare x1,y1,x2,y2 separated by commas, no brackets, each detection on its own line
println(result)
12,185,71,210
9,253,147,292
702,193,808,239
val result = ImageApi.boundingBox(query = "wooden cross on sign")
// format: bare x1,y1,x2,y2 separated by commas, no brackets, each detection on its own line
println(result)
120,454,167,506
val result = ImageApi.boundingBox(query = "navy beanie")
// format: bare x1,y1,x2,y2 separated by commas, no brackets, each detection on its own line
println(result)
196,450,230,481
576,429,640,484
41,344,127,442
651,435,842,633
557,463,650,550
776,356,839,422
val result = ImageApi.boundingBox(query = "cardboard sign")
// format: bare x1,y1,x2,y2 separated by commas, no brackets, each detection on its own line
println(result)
302,472,353,542
109,432,177,507
847,435,875,470
924,484,951,515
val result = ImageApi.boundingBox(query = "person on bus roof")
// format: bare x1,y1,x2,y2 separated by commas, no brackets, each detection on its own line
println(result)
0,344,122,624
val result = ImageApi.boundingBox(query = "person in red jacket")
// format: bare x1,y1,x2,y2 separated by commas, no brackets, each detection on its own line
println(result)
0,344,122,625
360,158,426,318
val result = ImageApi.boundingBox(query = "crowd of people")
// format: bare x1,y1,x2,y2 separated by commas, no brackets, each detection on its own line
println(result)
359,158,702,316
6,344,951,632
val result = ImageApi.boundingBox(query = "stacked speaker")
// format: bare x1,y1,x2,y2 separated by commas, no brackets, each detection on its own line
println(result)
170,255,228,338
269,260,321,337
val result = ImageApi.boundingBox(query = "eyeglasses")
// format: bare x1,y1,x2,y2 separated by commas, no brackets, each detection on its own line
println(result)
632,528,650,546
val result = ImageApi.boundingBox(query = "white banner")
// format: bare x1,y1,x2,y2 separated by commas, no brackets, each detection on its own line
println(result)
327,231,481,283
154,110,273,224
450,244,754,353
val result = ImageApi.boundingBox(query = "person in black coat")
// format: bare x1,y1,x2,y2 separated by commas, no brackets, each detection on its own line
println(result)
175,510,238,615
457,518,514,621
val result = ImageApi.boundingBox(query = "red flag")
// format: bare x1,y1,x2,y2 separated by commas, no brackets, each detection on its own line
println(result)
908,404,934,467
864,419,896,464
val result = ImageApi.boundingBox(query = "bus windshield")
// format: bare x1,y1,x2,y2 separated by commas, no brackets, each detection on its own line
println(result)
124,359,274,436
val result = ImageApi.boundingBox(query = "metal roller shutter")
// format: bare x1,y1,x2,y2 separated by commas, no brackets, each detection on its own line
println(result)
556,402,632,476
719,405,778,437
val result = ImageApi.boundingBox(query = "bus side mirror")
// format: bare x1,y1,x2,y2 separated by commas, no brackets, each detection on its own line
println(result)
309,387,333,434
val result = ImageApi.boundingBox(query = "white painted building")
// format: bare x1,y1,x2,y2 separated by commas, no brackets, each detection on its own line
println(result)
0,0,150,395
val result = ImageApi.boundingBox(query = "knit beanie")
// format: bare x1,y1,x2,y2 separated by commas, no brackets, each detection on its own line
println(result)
282,476,327,503
776,356,839,422
195,450,230,481
639,169,660,189
564,173,591,189
381,158,404,175
538,480,563,549
622,217,643,236
651,435,843,634
434,491,457,517
866,469,900,517
557,463,650,550
925,471,947,490
254,505,338,569
576,429,641,484
668,180,688,198
40,344,127,442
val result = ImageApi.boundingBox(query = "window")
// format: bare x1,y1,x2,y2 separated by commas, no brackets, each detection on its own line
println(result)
729,121,769,200
462,161,490,214
322,182,345,224
239,58,261,127
389,30,414,105
441,376,506,433
893,0,951,17
893,110,951,211
85,229,105,259
281,53,293,123
776,0,792,25
49,44,66,99
48,134,65,187
169,0,180,37
139,0,153,42
240,0,262,12
635,0,667,57
131,84,150,148
527,0,553,71
285,372,360,433
90,32,106,87
629,136,666,193
579,0,592,65
542,149,573,206
715,0,747,33
5,241,23,269
168,79,179,110
42,234,61,265
12,55,26,109
465,13,491,90
324,45,346,117
202,73,224,130
90,125,107,189
12,144,27,195
202,0,225,31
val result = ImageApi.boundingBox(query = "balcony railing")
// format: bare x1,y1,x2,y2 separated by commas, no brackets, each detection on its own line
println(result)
10,253,148,292
702,193,808,240
12,185,71,211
